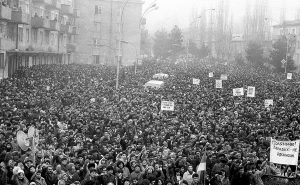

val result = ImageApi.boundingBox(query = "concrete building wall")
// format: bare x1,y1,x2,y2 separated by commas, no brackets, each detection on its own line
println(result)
75,0,143,66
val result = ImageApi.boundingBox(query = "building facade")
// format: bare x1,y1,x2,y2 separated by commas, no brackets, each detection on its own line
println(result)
75,0,143,66
272,20,300,68
0,0,79,78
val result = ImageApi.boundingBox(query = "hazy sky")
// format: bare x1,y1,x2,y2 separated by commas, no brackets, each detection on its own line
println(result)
143,0,300,34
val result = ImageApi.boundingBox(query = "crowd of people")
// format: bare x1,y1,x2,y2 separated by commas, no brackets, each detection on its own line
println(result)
0,57,300,185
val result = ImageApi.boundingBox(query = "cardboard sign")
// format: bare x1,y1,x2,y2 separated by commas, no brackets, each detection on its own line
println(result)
247,86,255,97
215,80,222,89
90,98,96,103
209,72,214,78
270,139,299,166
193,78,200,85
287,73,292,80
161,101,175,111
220,74,228,80
46,86,50,91
264,99,274,108
233,88,244,96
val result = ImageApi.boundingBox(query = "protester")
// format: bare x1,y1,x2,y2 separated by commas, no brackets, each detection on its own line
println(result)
0,56,300,185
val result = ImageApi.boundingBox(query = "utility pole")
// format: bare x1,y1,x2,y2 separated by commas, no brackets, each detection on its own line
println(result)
109,0,113,65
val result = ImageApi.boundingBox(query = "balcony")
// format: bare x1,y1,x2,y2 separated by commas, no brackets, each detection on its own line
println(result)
11,10,30,24
31,16,50,29
0,5,11,20
61,4,73,15
49,20,59,31
66,43,76,52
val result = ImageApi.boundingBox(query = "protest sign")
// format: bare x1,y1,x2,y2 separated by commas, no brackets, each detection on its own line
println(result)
209,72,214,78
233,88,244,96
46,86,50,91
90,98,96,103
287,73,292,80
161,101,175,111
265,99,274,108
193,78,200,85
270,139,299,166
247,86,255,97
220,74,228,80
215,80,222,89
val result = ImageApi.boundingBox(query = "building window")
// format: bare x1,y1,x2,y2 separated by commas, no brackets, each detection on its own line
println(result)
50,33,55,45
33,29,38,43
93,55,100,64
93,39,100,47
39,30,43,45
45,31,50,44
26,29,30,42
95,5,102,15
94,22,101,33
18,27,23,42
0,53,4,68
298,41,300,49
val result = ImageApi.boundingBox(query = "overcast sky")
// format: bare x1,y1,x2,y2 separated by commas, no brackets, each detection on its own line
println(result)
143,0,300,34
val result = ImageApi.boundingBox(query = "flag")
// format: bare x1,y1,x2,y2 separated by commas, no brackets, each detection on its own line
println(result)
197,152,207,172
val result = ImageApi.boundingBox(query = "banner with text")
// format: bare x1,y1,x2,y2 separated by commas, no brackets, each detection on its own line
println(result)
161,101,175,111
270,139,299,166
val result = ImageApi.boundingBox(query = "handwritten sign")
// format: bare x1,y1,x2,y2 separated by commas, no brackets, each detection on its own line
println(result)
247,86,255,97
287,73,292,80
215,80,222,89
192,78,200,85
161,101,174,111
264,99,273,108
233,88,244,96
270,139,299,166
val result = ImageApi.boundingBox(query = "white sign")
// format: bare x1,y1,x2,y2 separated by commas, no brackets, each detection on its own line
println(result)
192,78,200,85
209,72,214,78
281,59,287,64
270,139,299,166
247,86,255,97
220,74,228,80
287,73,292,80
46,86,50,91
233,88,244,96
161,101,175,111
264,99,274,108
215,80,222,89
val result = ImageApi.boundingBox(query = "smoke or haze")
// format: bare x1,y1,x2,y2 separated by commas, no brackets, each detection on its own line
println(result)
143,0,300,34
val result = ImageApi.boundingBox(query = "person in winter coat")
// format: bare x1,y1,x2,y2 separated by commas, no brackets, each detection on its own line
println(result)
13,169,30,185
31,170,47,185
42,166,58,185
231,167,251,185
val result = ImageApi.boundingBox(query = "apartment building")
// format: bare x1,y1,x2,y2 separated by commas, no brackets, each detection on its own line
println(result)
272,20,300,68
75,0,143,66
0,0,79,78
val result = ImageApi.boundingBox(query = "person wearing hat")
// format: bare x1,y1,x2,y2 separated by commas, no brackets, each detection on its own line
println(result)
13,168,29,185
100,165,115,185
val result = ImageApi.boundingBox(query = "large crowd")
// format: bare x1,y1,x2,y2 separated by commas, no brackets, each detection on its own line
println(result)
0,57,300,185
